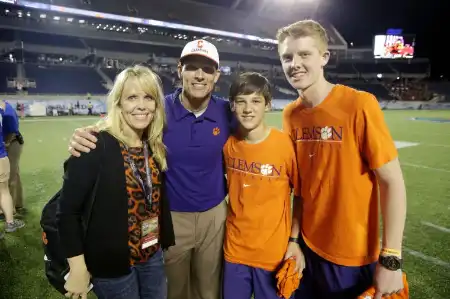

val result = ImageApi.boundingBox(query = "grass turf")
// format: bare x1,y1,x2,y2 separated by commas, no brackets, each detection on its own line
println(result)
0,110,449,298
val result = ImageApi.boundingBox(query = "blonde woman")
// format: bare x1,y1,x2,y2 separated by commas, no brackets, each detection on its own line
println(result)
57,65,175,299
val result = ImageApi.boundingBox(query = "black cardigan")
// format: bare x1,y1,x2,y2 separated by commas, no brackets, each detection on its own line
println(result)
57,131,175,278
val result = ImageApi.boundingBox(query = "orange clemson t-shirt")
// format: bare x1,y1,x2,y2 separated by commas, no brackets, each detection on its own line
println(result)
223,128,301,271
282,84,398,267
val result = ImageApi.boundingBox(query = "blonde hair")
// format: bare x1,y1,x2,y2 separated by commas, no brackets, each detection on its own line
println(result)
276,19,329,53
97,65,168,171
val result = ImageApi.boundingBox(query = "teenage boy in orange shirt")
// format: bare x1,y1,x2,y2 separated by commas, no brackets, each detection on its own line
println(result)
223,72,303,299
279,20,407,299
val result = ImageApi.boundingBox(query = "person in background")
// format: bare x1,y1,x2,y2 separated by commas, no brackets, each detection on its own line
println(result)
0,100,25,239
68,102,74,116
66,39,232,299
87,102,93,115
223,72,303,299
57,65,175,299
278,20,407,299
20,103,24,119
3,101,25,215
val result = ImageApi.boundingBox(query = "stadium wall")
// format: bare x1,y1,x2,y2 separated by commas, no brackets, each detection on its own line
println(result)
2,95,107,116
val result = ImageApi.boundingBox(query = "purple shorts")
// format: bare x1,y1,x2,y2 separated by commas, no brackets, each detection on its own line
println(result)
223,261,291,299
294,240,376,299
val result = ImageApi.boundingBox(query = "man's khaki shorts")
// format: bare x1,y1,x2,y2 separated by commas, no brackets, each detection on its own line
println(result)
0,156,10,183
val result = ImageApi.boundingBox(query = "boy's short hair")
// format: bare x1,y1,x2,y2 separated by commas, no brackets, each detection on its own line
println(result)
229,72,272,105
276,19,329,53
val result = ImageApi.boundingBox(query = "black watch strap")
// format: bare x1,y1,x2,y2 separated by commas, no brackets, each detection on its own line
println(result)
288,237,298,243
378,255,403,271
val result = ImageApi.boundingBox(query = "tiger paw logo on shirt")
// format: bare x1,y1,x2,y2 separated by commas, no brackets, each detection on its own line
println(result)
320,126,333,140
213,127,220,136
260,164,273,176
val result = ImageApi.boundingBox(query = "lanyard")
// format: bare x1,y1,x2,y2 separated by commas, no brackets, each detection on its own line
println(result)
125,142,153,206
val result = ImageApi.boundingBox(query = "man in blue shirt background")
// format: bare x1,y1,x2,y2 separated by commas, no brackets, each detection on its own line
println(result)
68,40,234,299
3,101,25,214
0,100,25,238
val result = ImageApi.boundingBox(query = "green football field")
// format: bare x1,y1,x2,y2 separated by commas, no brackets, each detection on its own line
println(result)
0,110,449,299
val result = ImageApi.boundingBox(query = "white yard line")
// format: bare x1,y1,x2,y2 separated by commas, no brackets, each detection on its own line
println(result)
403,247,450,269
421,221,450,234
401,162,450,173
402,131,450,137
394,141,420,149
23,117,99,123
422,143,450,148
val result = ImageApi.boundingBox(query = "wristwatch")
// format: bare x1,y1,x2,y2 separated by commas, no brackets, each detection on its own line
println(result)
288,237,298,243
378,255,403,271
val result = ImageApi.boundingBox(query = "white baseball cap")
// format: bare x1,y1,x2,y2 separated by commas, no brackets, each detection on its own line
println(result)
180,39,220,67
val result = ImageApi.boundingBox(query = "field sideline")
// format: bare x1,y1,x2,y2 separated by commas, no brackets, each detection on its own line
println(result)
0,110,449,299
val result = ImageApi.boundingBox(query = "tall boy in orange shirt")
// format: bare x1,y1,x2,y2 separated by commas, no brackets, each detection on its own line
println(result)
223,72,304,299
278,20,407,299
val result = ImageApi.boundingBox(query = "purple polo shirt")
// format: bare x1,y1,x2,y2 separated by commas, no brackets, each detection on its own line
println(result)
164,88,234,212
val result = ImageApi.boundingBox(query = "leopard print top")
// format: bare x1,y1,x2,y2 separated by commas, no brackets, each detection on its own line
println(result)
120,143,162,266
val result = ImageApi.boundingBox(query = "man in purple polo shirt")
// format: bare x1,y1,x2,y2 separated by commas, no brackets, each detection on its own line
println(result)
67,40,233,299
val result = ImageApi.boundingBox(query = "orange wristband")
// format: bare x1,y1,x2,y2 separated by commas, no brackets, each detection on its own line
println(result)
381,248,402,256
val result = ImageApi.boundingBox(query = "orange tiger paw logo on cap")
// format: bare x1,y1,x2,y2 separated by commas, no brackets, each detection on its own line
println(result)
213,127,220,136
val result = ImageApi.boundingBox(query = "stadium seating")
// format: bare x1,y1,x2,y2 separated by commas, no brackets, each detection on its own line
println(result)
348,83,392,100
428,82,450,96
353,63,395,74
16,30,85,49
332,63,357,75
101,67,120,82
392,63,429,74
0,28,15,42
0,62,17,93
0,59,406,101
24,64,107,94
85,39,180,57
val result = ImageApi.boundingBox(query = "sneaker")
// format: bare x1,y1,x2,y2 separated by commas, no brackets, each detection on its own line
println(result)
5,219,25,232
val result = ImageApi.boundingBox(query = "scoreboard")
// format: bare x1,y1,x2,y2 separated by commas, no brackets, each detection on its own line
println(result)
373,34,415,59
